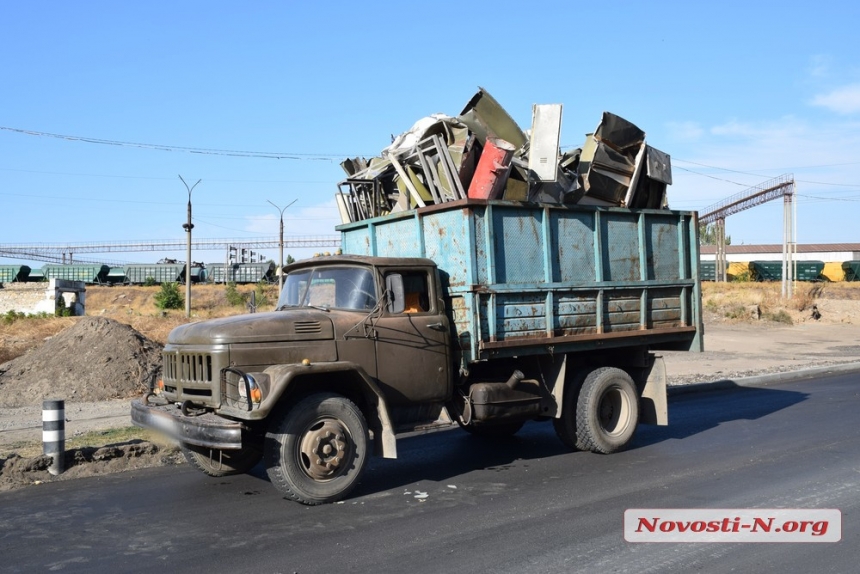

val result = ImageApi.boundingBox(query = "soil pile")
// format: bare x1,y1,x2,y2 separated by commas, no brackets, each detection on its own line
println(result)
0,317,162,408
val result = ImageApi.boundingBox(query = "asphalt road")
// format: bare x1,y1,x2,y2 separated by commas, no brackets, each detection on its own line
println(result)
2,373,858,574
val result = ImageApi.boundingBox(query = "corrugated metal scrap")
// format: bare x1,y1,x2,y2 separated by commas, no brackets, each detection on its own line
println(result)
336,88,672,223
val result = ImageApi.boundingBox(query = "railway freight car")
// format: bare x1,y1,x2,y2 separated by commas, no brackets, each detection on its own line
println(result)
41,264,110,284
0,265,31,283
205,262,274,284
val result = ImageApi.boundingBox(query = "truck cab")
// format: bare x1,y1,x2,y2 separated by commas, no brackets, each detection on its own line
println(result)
133,255,454,504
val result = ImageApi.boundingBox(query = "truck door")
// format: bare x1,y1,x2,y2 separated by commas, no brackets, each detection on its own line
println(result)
373,269,450,405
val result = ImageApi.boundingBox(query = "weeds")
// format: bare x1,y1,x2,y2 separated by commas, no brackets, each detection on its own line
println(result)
254,281,273,308
791,289,815,312
723,304,750,320
2,310,26,325
3,310,54,324
764,310,793,324
730,270,752,282
225,282,248,307
153,283,184,310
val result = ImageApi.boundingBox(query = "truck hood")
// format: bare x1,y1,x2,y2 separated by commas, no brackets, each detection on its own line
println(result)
167,310,335,345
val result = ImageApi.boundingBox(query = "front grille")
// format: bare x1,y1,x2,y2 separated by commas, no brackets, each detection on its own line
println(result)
165,352,213,384
162,350,223,404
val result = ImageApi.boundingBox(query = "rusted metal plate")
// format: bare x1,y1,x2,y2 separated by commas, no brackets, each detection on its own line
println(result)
340,200,702,363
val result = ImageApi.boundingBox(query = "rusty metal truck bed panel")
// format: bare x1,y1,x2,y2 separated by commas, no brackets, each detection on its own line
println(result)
339,199,702,362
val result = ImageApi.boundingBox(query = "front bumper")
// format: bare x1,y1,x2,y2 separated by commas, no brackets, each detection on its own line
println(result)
131,399,244,450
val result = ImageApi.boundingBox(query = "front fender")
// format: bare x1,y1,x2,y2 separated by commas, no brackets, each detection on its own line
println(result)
262,361,397,459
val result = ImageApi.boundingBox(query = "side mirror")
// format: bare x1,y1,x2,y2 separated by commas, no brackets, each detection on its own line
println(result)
385,274,405,314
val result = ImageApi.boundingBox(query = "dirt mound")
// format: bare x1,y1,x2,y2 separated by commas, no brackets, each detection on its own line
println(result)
0,317,162,408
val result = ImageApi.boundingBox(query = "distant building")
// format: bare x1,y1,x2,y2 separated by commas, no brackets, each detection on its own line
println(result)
700,243,860,263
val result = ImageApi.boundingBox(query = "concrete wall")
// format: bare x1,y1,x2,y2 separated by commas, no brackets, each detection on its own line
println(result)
0,280,86,315
0,283,45,314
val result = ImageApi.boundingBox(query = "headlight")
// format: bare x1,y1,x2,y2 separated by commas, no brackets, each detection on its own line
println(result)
237,374,264,405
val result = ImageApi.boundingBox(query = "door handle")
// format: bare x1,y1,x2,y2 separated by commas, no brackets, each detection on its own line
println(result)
427,322,447,331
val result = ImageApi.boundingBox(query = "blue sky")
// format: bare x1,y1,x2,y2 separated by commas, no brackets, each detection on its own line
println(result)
2,1,859,268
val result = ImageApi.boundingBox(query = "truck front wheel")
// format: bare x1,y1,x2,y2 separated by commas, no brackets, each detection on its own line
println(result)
180,443,262,477
575,367,639,454
264,393,369,505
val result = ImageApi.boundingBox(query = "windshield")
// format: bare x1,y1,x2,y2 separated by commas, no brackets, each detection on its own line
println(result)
277,266,378,311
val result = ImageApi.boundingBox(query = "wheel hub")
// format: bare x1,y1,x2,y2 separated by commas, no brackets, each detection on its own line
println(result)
299,419,352,480
598,388,630,436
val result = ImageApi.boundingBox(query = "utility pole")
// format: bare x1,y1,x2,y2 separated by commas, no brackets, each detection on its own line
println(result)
267,199,297,294
179,175,201,318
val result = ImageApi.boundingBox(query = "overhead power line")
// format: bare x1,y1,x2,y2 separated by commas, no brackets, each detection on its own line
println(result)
674,158,859,188
0,125,358,161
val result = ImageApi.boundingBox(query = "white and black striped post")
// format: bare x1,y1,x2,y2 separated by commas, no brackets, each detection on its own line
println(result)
42,399,65,475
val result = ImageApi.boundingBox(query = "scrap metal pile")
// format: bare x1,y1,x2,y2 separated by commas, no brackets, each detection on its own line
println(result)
336,88,672,223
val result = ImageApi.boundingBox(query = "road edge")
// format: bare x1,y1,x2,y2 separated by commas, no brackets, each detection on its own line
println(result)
668,361,860,396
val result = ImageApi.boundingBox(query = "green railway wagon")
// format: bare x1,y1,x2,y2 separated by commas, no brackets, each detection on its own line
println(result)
843,261,860,282
189,265,206,283
749,260,825,282
107,266,128,285
699,260,716,281
124,264,185,284
27,268,46,282
205,262,273,284
0,265,31,283
41,264,110,284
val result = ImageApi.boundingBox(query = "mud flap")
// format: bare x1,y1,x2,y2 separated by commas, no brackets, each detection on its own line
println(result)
640,355,668,425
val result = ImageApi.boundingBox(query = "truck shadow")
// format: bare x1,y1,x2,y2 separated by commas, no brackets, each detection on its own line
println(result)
246,382,808,498
634,382,808,444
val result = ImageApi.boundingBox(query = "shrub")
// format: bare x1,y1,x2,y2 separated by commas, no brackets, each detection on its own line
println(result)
143,276,158,287
154,282,184,310
3,310,25,325
225,282,248,307
255,281,271,308
55,296,74,317
763,310,793,325
723,304,749,320
730,269,752,283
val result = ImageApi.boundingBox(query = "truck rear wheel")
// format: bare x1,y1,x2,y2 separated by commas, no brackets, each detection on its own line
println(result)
264,393,369,505
575,367,639,454
553,369,588,450
180,443,262,477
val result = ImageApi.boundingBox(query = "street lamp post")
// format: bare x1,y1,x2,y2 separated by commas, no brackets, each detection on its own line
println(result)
179,175,201,318
267,199,296,295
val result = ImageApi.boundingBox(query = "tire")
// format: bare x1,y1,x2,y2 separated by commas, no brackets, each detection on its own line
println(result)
552,369,588,451
264,393,369,505
180,442,262,477
575,367,639,454
460,420,525,438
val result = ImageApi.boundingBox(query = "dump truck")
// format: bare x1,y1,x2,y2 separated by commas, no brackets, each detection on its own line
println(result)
132,199,702,504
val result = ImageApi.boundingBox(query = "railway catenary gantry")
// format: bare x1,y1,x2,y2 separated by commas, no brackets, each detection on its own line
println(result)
698,174,796,297
0,236,341,265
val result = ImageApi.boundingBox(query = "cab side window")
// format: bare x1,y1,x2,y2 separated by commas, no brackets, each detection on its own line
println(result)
400,272,430,314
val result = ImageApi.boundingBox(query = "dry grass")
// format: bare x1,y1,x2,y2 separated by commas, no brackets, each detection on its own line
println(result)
84,283,280,345
702,281,860,324
0,283,280,363
4,281,860,365
0,426,170,459
0,316,77,364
